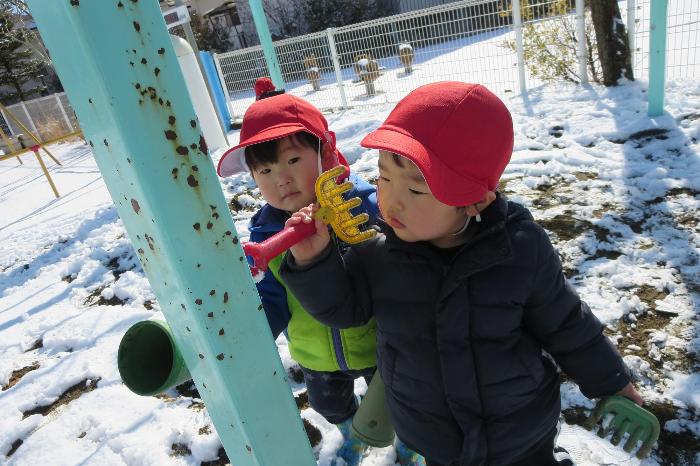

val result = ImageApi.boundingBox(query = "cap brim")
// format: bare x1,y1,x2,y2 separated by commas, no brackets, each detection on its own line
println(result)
361,128,487,206
217,124,311,177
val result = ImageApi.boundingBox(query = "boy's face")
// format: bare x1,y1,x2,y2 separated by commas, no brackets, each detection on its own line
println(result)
377,151,469,248
250,135,319,212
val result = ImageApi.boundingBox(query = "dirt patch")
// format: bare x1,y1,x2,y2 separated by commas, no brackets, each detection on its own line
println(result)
26,339,43,351
610,310,671,357
83,287,127,306
574,172,598,181
6,439,23,458
539,215,610,243
171,443,191,457
199,425,212,435
295,391,309,410
647,401,700,465
2,362,40,391
635,285,670,312
304,418,323,447
22,378,99,419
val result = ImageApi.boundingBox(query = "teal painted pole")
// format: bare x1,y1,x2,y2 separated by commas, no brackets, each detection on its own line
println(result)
248,0,286,89
24,1,314,465
648,0,668,116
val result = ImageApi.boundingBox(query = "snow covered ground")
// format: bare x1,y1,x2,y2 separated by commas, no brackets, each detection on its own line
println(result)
1,76,699,465
2,0,700,463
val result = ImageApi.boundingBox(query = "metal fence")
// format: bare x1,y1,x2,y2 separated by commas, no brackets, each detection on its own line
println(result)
214,0,700,119
1,92,79,144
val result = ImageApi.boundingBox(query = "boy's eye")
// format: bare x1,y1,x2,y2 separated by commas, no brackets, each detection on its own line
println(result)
257,167,271,175
288,156,301,165
378,176,390,182
409,188,427,195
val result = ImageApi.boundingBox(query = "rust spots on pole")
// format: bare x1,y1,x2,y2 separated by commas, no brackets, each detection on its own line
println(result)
216,353,225,361
195,298,202,305
218,328,225,336
158,47,165,55
70,0,79,6
198,136,208,154
103,139,109,147
223,292,228,303
193,222,201,231
176,146,189,155
171,167,178,179
190,120,197,128
232,236,239,244
198,353,204,359
140,58,147,65
144,234,155,251
206,222,213,230
164,130,176,140
187,175,198,187
133,21,140,32
131,199,140,214
207,312,214,317
209,290,215,296
168,116,176,125
258,304,263,311
190,143,197,150
117,1,123,7
154,67,160,77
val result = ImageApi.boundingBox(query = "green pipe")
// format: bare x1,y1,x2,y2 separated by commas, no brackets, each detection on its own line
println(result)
118,320,191,397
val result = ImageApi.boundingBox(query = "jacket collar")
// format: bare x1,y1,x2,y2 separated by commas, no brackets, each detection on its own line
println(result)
382,193,528,279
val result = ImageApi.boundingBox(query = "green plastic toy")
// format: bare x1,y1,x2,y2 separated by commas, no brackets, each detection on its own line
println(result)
585,396,660,459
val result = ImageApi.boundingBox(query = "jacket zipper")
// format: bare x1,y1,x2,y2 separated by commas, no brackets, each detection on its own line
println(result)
331,328,349,371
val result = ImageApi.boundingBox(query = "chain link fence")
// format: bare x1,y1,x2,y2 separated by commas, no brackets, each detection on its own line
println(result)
0,92,80,152
214,0,699,119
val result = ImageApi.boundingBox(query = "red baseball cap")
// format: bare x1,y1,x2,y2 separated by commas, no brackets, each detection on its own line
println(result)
217,93,348,177
361,82,513,206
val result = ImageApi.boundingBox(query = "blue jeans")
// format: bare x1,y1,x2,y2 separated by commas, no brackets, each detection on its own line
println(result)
301,366,375,424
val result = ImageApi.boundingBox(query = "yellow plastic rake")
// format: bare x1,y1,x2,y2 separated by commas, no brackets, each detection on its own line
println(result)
243,166,376,273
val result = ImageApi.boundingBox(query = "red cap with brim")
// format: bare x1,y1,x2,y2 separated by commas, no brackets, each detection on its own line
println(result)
361,128,488,207
360,82,513,207
217,93,349,177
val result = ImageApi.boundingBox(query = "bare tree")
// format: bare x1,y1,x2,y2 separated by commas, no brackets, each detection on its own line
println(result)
589,0,633,86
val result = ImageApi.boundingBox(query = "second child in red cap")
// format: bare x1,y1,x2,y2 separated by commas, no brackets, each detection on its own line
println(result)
280,82,643,466
218,82,405,465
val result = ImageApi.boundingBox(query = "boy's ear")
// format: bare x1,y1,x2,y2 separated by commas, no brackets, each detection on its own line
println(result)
465,191,496,216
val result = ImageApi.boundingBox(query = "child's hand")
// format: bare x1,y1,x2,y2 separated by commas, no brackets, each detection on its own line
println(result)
616,382,644,405
287,204,330,267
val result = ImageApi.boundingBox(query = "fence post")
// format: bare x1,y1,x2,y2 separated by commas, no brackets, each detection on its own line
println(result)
648,0,668,116
55,93,75,132
627,0,636,59
511,0,527,94
326,28,349,110
575,0,588,84
213,53,238,122
19,101,40,136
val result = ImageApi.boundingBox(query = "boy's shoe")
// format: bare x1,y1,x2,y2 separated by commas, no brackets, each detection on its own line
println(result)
394,437,426,466
333,417,367,466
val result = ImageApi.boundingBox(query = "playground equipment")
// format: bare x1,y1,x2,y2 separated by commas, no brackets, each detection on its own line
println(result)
171,35,228,150
0,101,64,198
585,396,660,459
25,1,313,464
398,44,414,75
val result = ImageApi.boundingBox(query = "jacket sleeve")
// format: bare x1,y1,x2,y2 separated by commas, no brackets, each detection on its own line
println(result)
247,231,291,339
278,240,375,329
523,228,631,399
254,267,292,339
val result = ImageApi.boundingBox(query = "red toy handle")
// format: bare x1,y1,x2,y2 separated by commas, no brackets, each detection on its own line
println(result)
243,220,318,272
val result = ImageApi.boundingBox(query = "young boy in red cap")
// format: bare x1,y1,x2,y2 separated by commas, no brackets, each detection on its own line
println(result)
217,87,424,465
280,82,643,466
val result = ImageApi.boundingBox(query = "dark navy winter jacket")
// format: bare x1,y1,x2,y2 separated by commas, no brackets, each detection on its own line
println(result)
249,173,378,338
280,194,631,465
